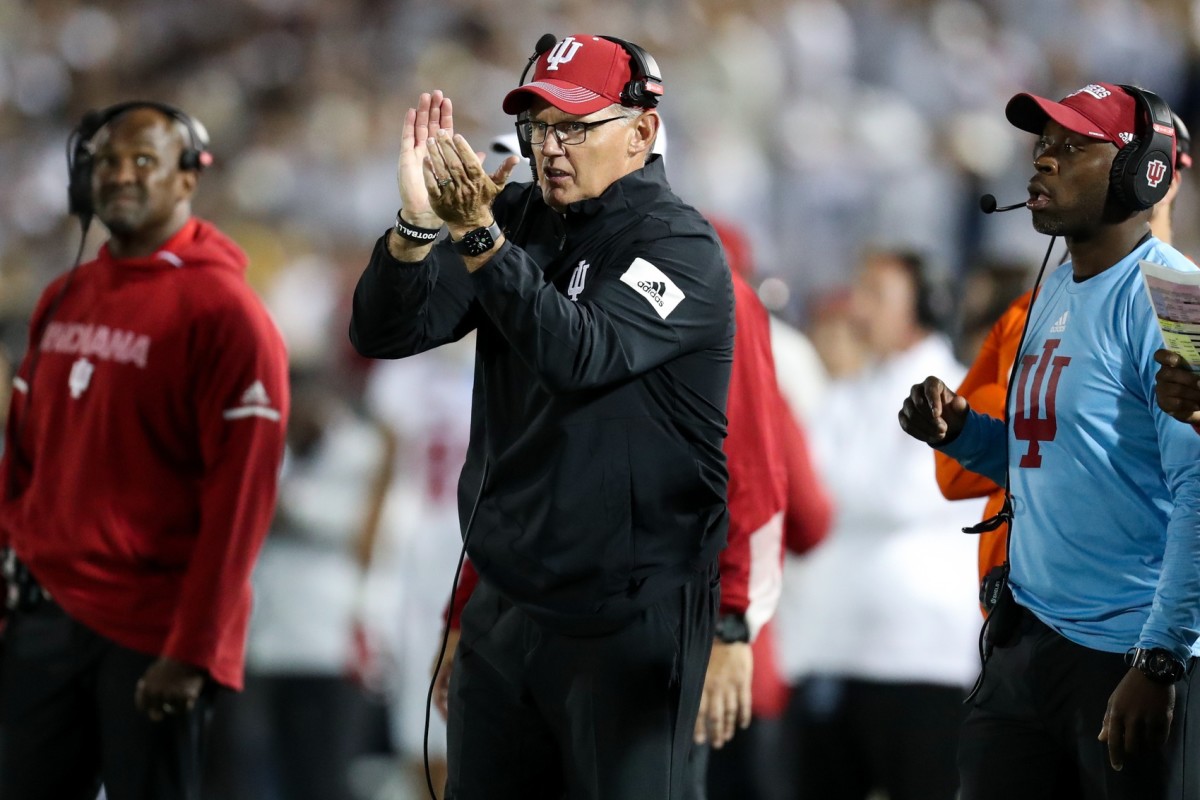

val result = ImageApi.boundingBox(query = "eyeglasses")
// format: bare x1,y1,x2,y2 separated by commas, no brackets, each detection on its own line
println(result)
518,117,626,146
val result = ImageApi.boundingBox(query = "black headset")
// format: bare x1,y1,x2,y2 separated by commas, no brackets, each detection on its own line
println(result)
597,35,664,110
1109,85,1176,212
513,34,664,160
66,100,212,220
514,34,557,162
1171,109,1192,169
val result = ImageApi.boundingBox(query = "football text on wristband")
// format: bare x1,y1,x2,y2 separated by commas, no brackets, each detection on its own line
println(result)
393,210,441,243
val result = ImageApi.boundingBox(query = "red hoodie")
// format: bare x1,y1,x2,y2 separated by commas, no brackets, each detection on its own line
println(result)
0,218,288,690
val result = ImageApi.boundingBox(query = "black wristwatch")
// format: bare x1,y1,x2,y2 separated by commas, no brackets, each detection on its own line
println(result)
1125,646,1187,684
451,221,502,257
714,613,750,644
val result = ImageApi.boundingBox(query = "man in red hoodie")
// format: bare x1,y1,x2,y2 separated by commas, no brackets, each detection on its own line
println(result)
0,103,288,798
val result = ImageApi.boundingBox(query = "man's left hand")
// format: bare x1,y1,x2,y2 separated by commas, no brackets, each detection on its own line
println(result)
424,129,517,231
694,640,753,749
1098,667,1175,771
1153,349,1200,424
135,657,206,722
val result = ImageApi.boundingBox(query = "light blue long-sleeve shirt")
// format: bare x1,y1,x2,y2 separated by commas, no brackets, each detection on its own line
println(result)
941,237,1200,661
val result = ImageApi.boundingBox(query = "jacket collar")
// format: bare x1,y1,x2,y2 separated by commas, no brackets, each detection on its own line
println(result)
563,154,669,224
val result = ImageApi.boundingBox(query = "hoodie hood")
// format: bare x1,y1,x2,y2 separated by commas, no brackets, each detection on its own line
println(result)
97,217,248,275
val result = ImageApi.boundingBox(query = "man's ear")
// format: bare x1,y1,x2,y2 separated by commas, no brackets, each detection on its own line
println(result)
177,169,198,200
630,111,659,157
1162,170,1184,207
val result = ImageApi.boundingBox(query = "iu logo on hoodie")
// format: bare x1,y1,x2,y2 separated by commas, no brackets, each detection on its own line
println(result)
68,358,94,399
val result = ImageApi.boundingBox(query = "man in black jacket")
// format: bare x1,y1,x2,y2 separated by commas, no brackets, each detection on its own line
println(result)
349,34,733,800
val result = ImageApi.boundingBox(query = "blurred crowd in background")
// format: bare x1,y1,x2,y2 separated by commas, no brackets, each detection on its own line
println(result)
3,0,1200,353
4,0,1200,798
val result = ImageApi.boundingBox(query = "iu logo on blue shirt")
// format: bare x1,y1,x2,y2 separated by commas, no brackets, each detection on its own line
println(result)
1013,339,1071,468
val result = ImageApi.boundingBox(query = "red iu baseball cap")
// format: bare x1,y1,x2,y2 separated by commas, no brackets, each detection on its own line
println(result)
502,34,659,116
1005,82,1142,147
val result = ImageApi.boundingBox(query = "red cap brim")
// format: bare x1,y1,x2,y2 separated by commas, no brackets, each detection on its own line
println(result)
502,81,614,116
1005,93,1115,143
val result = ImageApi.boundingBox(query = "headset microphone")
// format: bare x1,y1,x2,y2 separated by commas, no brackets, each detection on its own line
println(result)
979,194,1027,214
532,33,557,62
514,33,559,172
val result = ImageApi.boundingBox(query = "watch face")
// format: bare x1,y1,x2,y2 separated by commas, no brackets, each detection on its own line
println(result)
1150,651,1179,677
456,225,499,256
464,230,494,256
715,615,750,643
1137,648,1185,682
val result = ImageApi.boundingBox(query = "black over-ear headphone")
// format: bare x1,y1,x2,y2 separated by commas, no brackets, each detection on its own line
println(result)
1171,109,1192,170
1109,85,1176,212
66,100,212,220
597,36,664,109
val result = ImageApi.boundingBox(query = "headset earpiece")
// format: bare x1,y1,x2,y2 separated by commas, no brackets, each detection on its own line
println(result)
66,100,212,220
1109,85,1176,212
513,34,559,164
598,36,664,109
67,132,95,218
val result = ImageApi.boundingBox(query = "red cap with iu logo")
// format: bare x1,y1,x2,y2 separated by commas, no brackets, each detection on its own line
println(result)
503,35,646,116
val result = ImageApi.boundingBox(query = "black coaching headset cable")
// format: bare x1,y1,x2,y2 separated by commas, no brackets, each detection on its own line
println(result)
961,233,1059,704
423,457,488,800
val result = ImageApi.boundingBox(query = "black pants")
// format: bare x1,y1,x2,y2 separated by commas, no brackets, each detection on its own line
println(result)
446,569,717,800
959,605,1200,800
686,717,790,800
203,673,374,800
0,600,210,800
784,675,966,800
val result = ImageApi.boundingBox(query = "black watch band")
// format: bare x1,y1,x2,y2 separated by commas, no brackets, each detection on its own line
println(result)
451,221,502,257
1125,646,1187,684
714,613,750,644
393,210,441,243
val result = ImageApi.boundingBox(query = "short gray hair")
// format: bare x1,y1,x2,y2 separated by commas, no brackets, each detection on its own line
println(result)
606,103,644,123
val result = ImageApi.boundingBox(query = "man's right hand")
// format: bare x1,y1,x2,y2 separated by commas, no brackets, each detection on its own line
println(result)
432,627,461,722
397,91,454,226
898,376,970,445
694,640,753,749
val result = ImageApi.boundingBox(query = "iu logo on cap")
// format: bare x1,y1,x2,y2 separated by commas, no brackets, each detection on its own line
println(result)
546,36,583,71
1146,158,1168,188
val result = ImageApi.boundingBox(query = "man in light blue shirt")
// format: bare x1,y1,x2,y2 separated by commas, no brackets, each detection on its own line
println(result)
899,82,1200,800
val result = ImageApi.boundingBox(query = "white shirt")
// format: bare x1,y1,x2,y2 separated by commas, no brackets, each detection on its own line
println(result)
776,334,985,686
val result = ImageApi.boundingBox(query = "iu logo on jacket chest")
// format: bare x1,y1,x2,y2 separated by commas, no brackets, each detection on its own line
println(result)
568,260,589,301
1013,339,1071,468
